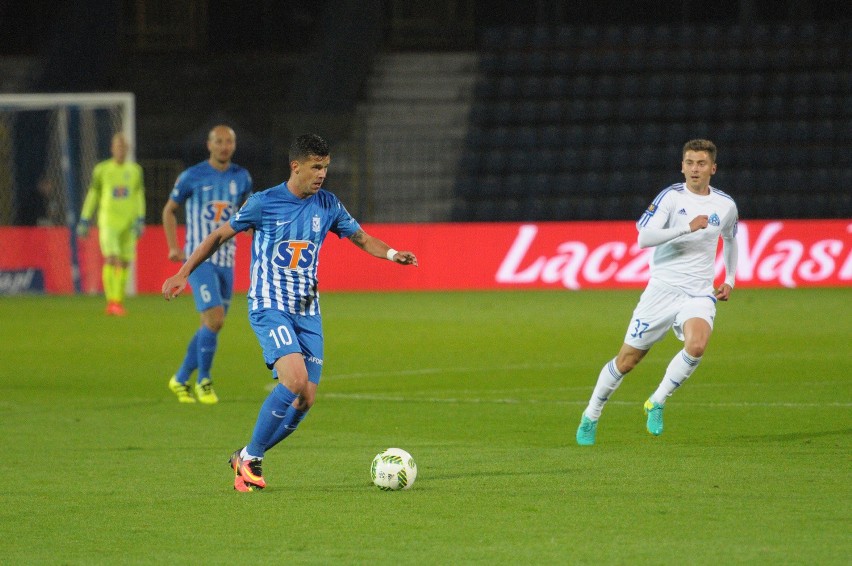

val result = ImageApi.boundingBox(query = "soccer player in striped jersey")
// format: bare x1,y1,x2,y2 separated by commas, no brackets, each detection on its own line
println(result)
162,133,417,490
576,139,739,445
76,133,145,316
162,125,253,404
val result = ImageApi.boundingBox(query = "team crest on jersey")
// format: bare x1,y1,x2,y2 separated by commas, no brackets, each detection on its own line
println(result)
273,240,318,270
112,186,129,198
708,213,721,226
229,180,237,196
203,200,233,224
312,215,321,232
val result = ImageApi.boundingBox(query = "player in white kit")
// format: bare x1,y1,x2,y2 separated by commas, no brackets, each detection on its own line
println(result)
576,139,739,445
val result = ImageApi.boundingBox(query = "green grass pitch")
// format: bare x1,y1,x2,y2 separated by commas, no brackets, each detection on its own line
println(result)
0,288,849,564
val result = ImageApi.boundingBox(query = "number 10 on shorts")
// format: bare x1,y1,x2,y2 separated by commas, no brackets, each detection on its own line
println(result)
269,325,293,348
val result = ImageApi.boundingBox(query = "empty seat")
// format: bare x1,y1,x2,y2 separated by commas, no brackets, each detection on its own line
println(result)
595,74,619,98
538,124,561,147
540,100,564,124
508,149,533,173
505,27,529,49
619,74,646,98
497,76,521,98
546,75,568,98
484,126,509,148
560,125,586,147
625,25,649,47
483,149,508,174
558,149,581,172
481,27,505,51
511,126,538,148
521,196,551,221
570,76,594,98
553,172,579,193
529,26,552,49
586,99,615,121
494,198,521,221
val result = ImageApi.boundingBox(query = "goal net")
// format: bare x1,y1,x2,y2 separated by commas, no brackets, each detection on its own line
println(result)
0,93,135,294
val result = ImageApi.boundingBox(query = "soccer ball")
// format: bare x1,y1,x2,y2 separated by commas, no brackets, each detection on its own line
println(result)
371,448,417,491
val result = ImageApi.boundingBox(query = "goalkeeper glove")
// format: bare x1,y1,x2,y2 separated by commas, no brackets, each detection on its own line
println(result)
133,218,145,238
76,218,90,237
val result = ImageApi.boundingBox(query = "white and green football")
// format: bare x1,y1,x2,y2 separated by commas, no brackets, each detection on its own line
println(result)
371,448,417,491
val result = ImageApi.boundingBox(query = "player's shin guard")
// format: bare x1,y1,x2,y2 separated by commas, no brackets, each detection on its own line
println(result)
175,332,199,382
246,383,298,458
584,358,625,420
265,405,309,452
115,266,128,303
102,265,115,302
197,326,218,380
650,349,701,405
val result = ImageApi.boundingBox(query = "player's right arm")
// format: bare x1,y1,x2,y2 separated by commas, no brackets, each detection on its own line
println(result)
637,215,708,248
77,164,103,236
162,222,238,300
162,198,185,262
635,188,706,249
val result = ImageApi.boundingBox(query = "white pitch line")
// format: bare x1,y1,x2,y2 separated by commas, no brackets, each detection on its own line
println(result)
321,361,578,381
319,392,852,409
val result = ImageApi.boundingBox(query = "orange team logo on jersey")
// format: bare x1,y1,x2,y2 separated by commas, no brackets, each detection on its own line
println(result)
272,240,318,270
203,201,233,224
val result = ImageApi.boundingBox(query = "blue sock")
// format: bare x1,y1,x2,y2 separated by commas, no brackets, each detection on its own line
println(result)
265,405,309,452
196,326,218,381
246,384,298,458
175,332,199,383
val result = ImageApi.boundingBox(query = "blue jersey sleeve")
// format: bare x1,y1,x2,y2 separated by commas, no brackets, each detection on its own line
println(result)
330,199,361,239
169,170,194,205
230,192,263,233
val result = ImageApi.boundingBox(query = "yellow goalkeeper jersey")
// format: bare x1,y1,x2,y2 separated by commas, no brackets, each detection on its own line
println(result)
80,159,145,231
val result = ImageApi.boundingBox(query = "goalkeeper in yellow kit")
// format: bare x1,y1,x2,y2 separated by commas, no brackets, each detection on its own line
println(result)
77,133,146,315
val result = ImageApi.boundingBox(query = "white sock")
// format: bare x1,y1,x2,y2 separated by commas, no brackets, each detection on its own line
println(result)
584,358,625,420
651,349,701,405
240,447,262,461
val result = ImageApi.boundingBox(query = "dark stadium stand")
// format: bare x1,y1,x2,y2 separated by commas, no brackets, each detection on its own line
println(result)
454,23,852,221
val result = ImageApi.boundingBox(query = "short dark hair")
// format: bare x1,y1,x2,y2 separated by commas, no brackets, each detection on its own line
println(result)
289,133,329,162
682,139,717,163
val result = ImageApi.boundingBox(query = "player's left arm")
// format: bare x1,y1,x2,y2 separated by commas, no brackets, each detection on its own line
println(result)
715,215,739,301
134,165,146,236
348,229,418,266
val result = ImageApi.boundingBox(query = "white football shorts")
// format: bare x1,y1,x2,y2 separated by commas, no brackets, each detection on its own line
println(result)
623,279,717,350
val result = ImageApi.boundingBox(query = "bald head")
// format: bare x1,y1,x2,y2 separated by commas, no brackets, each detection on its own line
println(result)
207,125,236,171
208,125,235,142
111,132,130,163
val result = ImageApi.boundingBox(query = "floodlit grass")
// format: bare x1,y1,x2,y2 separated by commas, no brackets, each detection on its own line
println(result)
0,289,849,564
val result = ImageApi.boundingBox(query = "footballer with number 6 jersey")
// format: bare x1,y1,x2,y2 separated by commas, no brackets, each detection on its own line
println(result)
162,125,253,405
162,133,418,491
576,139,739,446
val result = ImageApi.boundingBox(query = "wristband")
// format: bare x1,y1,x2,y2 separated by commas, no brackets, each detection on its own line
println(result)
386,248,398,261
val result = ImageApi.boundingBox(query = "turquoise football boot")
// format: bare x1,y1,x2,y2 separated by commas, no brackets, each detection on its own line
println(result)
576,414,598,446
644,398,664,436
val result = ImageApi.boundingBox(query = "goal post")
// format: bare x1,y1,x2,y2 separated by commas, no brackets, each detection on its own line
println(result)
0,92,136,294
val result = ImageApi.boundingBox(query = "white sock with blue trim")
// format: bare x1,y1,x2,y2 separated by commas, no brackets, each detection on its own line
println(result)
584,358,625,420
651,349,701,405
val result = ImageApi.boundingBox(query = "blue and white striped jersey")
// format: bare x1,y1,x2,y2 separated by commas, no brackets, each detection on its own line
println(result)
230,183,361,315
637,183,738,295
170,161,253,268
